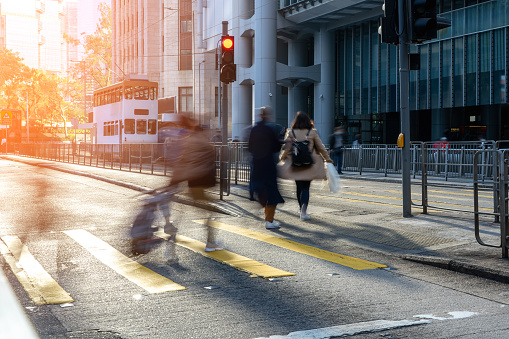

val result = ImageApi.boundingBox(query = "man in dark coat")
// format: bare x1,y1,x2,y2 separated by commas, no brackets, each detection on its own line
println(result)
328,126,345,174
248,106,284,229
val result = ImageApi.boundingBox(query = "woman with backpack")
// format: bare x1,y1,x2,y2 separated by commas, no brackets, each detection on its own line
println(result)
278,111,333,220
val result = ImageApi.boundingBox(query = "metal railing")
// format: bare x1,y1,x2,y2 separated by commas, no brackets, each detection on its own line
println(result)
341,141,497,180
473,149,509,258
11,140,503,183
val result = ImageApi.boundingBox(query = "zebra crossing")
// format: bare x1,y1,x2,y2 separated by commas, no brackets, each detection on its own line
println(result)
1,220,386,305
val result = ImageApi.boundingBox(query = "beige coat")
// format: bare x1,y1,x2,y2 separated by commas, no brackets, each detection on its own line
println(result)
278,128,332,180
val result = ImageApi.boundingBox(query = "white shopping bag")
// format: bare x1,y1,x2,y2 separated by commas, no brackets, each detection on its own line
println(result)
326,162,341,193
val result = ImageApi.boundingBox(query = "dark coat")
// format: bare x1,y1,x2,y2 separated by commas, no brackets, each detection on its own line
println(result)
248,120,284,206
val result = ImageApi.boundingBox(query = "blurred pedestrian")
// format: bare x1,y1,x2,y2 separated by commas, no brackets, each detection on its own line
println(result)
248,106,284,229
328,126,345,174
169,116,222,253
131,116,222,259
279,111,333,221
156,114,190,230
353,133,362,146
210,130,222,143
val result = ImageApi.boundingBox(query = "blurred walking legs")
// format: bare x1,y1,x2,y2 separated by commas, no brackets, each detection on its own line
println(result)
296,180,311,220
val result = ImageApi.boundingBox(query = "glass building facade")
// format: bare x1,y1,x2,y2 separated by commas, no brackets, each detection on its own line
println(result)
335,0,509,143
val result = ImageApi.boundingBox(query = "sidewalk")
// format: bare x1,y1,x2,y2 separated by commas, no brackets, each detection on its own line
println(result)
2,154,509,284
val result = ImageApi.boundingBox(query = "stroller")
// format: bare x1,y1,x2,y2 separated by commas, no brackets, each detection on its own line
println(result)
130,186,178,256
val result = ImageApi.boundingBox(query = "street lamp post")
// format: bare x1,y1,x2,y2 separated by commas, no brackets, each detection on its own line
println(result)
26,90,29,143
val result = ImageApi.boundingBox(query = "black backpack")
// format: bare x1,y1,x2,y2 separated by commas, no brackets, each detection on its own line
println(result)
291,129,314,167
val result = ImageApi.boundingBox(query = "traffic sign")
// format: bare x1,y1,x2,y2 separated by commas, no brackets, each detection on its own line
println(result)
1,111,12,126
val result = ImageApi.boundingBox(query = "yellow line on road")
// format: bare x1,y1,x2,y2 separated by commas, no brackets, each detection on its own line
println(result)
64,229,185,293
313,194,403,208
195,220,386,270
387,190,491,198
317,191,491,212
343,192,402,200
0,236,73,305
156,231,294,278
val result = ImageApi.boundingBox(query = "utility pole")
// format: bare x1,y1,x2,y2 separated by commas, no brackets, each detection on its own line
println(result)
380,0,450,217
398,0,412,217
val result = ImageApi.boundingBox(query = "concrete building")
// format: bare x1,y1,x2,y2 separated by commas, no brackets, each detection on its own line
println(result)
111,0,220,129
0,0,75,76
111,0,509,143
203,0,509,143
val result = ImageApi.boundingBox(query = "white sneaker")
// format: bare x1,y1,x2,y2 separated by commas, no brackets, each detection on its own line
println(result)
205,242,224,252
265,221,280,229
300,214,311,220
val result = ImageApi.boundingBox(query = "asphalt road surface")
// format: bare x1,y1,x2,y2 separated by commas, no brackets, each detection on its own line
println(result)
1,159,508,338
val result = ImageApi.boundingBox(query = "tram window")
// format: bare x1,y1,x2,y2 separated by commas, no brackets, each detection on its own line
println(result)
148,119,157,134
134,109,149,115
125,87,133,99
103,123,107,136
114,121,119,135
136,119,147,134
134,86,149,100
124,119,135,134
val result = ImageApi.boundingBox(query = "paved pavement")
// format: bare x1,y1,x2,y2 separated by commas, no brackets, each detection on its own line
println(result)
2,154,509,284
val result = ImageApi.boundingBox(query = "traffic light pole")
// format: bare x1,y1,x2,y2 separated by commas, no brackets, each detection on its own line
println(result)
220,21,229,200
399,0,412,217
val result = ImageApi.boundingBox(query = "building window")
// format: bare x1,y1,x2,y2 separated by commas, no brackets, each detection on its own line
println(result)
180,49,192,70
179,87,193,113
181,20,192,33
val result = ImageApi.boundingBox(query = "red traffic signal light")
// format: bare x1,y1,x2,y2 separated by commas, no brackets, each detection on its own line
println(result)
222,36,233,50
220,35,236,84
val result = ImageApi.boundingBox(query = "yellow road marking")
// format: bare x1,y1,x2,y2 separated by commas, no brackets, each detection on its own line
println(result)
343,192,401,200
156,231,294,278
64,229,185,293
387,190,491,198
316,191,491,212
0,236,73,305
195,220,386,270
313,194,403,208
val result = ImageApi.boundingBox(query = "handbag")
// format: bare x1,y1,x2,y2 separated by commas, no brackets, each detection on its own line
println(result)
326,162,341,193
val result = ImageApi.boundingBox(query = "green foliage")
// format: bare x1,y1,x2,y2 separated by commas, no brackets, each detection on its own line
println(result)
0,3,112,140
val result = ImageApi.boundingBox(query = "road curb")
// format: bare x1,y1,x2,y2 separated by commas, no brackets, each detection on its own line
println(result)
403,254,509,284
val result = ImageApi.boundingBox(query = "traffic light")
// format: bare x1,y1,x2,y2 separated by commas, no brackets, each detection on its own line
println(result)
379,0,399,45
220,35,236,84
407,0,437,43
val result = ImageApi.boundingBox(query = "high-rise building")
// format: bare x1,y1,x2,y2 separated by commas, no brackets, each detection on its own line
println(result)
0,0,74,75
111,0,161,84
111,0,218,126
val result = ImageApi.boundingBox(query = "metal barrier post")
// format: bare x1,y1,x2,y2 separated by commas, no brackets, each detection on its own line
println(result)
129,144,132,171
384,145,388,177
358,145,363,175
494,151,500,223
374,146,380,171
422,144,428,214
499,151,508,258
139,144,142,173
